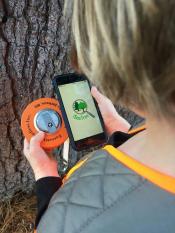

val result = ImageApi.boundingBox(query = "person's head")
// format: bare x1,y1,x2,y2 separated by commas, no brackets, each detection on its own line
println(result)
65,0,175,120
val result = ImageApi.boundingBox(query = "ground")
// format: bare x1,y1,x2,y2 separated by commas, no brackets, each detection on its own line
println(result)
0,192,36,233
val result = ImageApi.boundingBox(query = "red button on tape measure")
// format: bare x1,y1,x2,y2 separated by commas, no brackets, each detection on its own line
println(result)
21,98,68,150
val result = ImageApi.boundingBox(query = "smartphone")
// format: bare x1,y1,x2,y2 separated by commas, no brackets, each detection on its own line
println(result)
53,73,107,151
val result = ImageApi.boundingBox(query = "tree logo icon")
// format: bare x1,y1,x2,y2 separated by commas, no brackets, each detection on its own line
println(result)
73,99,88,114
73,99,95,118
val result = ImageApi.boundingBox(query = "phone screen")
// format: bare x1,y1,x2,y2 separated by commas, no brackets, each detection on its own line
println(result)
58,80,104,141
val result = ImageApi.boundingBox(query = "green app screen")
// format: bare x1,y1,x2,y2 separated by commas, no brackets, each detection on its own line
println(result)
58,80,103,141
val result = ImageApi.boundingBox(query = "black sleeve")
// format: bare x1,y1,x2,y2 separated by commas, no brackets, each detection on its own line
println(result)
107,128,145,148
35,176,62,228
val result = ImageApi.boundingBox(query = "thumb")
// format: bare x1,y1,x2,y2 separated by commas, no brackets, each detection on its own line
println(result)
30,131,45,148
91,86,105,104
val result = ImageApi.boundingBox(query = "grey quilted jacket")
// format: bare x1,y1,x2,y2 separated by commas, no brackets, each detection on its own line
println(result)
37,149,175,233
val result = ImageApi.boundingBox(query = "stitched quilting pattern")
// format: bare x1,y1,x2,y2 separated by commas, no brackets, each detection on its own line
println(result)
38,150,144,233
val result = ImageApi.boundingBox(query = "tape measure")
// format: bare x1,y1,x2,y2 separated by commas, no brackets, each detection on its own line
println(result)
21,98,68,150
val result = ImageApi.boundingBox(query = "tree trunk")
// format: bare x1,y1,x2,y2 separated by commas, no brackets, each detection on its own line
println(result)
0,0,144,201
0,0,71,200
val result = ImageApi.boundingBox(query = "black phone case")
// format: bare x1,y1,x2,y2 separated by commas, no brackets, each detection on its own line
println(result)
52,73,107,151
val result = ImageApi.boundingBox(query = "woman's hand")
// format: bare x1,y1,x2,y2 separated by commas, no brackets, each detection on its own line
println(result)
23,131,59,181
91,86,131,135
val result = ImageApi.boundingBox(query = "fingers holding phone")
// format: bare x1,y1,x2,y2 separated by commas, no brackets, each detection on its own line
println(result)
91,86,131,135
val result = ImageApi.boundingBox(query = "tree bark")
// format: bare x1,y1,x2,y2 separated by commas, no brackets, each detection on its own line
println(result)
0,0,71,200
0,0,144,201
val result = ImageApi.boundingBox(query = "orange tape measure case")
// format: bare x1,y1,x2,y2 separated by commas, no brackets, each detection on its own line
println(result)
21,98,68,150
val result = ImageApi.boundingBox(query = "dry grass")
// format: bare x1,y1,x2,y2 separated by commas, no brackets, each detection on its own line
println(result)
0,192,37,233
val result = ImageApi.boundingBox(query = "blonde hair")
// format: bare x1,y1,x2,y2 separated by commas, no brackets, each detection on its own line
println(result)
65,0,175,117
